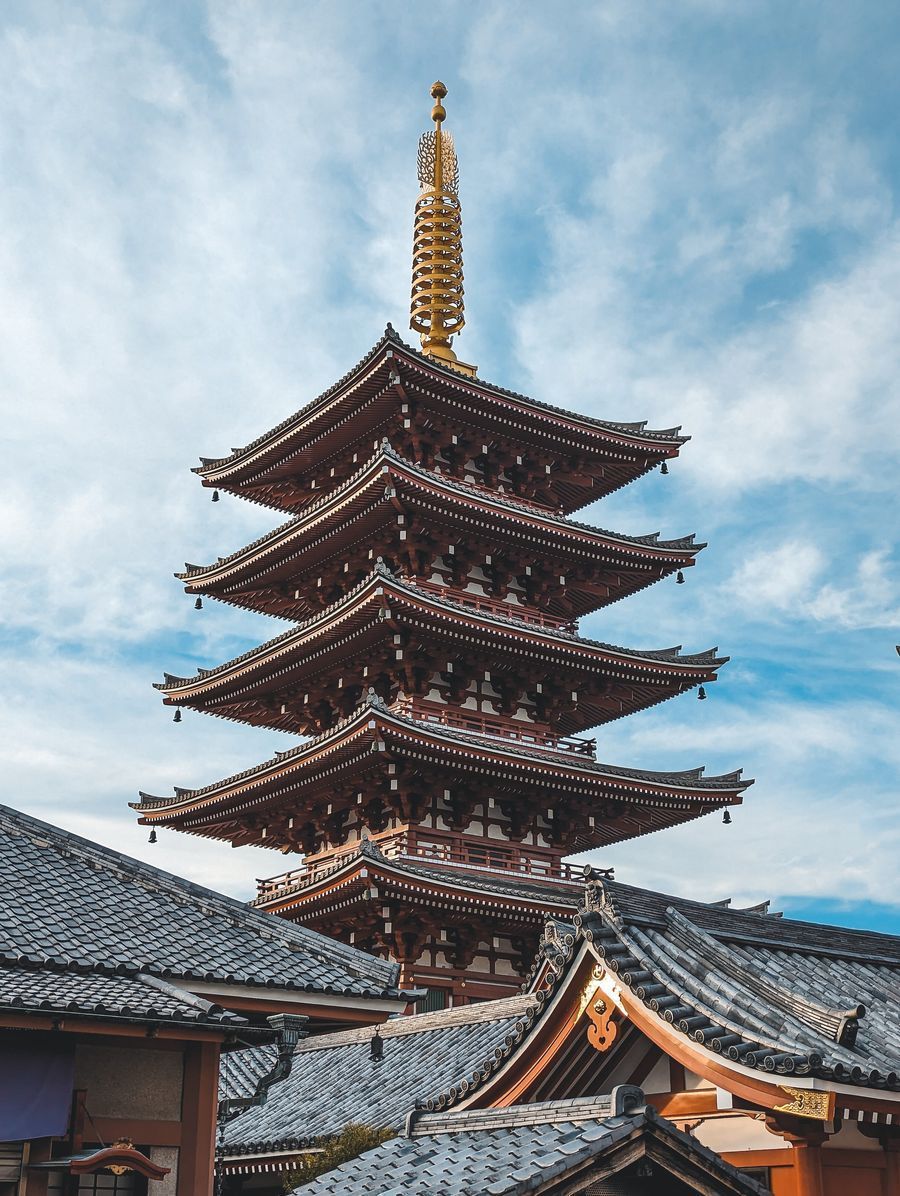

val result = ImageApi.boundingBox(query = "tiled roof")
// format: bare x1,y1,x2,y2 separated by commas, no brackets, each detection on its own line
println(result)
221,995,541,1152
136,693,749,815
287,1094,767,1196
569,876,900,1089
381,880,900,1115
0,803,403,1003
196,326,688,479
0,964,243,1025
379,854,584,906
157,564,725,693
178,445,700,584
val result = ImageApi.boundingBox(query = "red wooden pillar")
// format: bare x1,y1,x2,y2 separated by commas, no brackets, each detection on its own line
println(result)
178,1041,221,1196
766,1113,828,1196
790,1137,825,1196
881,1134,900,1196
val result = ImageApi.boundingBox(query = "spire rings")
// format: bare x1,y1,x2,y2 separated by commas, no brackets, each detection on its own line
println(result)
410,188,465,344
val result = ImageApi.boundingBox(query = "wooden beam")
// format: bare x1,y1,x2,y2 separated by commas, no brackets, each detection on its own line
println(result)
91,1118,182,1147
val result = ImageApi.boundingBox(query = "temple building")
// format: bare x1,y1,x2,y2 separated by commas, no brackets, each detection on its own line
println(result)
218,876,900,1196
0,802,411,1195
133,82,751,1005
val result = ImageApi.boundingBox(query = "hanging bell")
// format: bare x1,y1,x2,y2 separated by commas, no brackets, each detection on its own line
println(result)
212,490,220,502
660,461,669,475
194,597,203,610
173,709,182,723
676,571,685,584
148,828,158,844
370,1027,383,1062
722,810,732,825
697,686,707,701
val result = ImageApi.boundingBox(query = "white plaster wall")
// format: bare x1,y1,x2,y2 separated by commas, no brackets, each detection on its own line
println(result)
690,1113,790,1154
640,1055,671,1095
150,1146,179,1196
684,1066,715,1090
826,1121,882,1151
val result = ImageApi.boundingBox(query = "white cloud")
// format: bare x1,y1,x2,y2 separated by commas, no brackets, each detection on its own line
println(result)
1,1,898,929
720,541,900,629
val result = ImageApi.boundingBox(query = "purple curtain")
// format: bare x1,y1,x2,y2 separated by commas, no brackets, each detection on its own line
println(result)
0,1043,75,1139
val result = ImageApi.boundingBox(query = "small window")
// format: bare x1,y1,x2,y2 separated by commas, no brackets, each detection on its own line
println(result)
420,987,449,1013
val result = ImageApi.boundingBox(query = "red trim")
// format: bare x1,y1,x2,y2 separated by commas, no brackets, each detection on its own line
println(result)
69,1145,170,1179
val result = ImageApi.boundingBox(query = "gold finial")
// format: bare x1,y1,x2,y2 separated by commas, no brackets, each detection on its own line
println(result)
410,82,476,376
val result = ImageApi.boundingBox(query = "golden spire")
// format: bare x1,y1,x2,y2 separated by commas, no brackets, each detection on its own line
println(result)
410,82,477,377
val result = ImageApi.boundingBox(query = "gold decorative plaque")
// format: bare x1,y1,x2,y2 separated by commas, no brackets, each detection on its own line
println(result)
579,966,618,1053
774,1086,835,1121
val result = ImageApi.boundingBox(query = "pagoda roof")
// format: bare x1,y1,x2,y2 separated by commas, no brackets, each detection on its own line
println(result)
251,837,587,917
0,802,406,1005
195,326,688,511
157,566,726,733
178,445,702,613
133,694,750,848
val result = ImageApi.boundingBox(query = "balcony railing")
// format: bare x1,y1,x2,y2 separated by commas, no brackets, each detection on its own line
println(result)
413,578,576,632
255,833,584,902
395,696,596,756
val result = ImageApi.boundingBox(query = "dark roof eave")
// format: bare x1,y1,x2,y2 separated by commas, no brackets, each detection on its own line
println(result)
194,327,690,483
176,447,703,585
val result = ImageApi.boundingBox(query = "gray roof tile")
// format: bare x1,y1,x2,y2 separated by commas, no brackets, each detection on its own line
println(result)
0,964,242,1025
221,995,540,1152
0,803,402,1003
287,1098,768,1195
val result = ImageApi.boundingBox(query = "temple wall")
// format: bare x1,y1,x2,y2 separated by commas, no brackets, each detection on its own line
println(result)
73,1043,183,1119
150,1146,180,1196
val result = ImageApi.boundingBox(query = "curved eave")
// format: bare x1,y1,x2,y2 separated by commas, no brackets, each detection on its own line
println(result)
178,448,702,595
155,571,727,723
132,700,750,836
612,982,900,1114
443,936,900,1119
194,328,689,496
255,852,582,921
572,893,900,1098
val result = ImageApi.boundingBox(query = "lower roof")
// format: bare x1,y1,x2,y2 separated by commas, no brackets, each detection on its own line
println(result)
251,838,584,918
135,694,751,852
221,993,540,1153
286,1093,767,1196
0,802,406,1007
0,963,244,1030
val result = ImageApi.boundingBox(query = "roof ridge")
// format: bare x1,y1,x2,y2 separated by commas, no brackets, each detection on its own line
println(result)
664,906,866,1044
295,993,537,1052
411,1094,624,1135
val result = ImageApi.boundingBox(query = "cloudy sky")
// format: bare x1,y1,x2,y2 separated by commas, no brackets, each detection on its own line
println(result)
2,1,898,931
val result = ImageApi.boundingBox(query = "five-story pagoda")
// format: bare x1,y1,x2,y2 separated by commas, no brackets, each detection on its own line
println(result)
134,84,751,1006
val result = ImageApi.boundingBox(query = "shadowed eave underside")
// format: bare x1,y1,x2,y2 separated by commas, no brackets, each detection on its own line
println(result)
132,694,751,846
192,327,688,504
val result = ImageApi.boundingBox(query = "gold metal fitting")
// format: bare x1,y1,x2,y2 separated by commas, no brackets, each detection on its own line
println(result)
410,82,476,376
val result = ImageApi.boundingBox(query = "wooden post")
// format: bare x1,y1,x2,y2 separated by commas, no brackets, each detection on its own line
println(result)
765,1113,828,1196
881,1134,900,1196
178,1041,220,1196
790,1137,825,1196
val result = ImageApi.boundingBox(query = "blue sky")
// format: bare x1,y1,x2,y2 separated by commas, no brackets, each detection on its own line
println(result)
1,1,898,931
